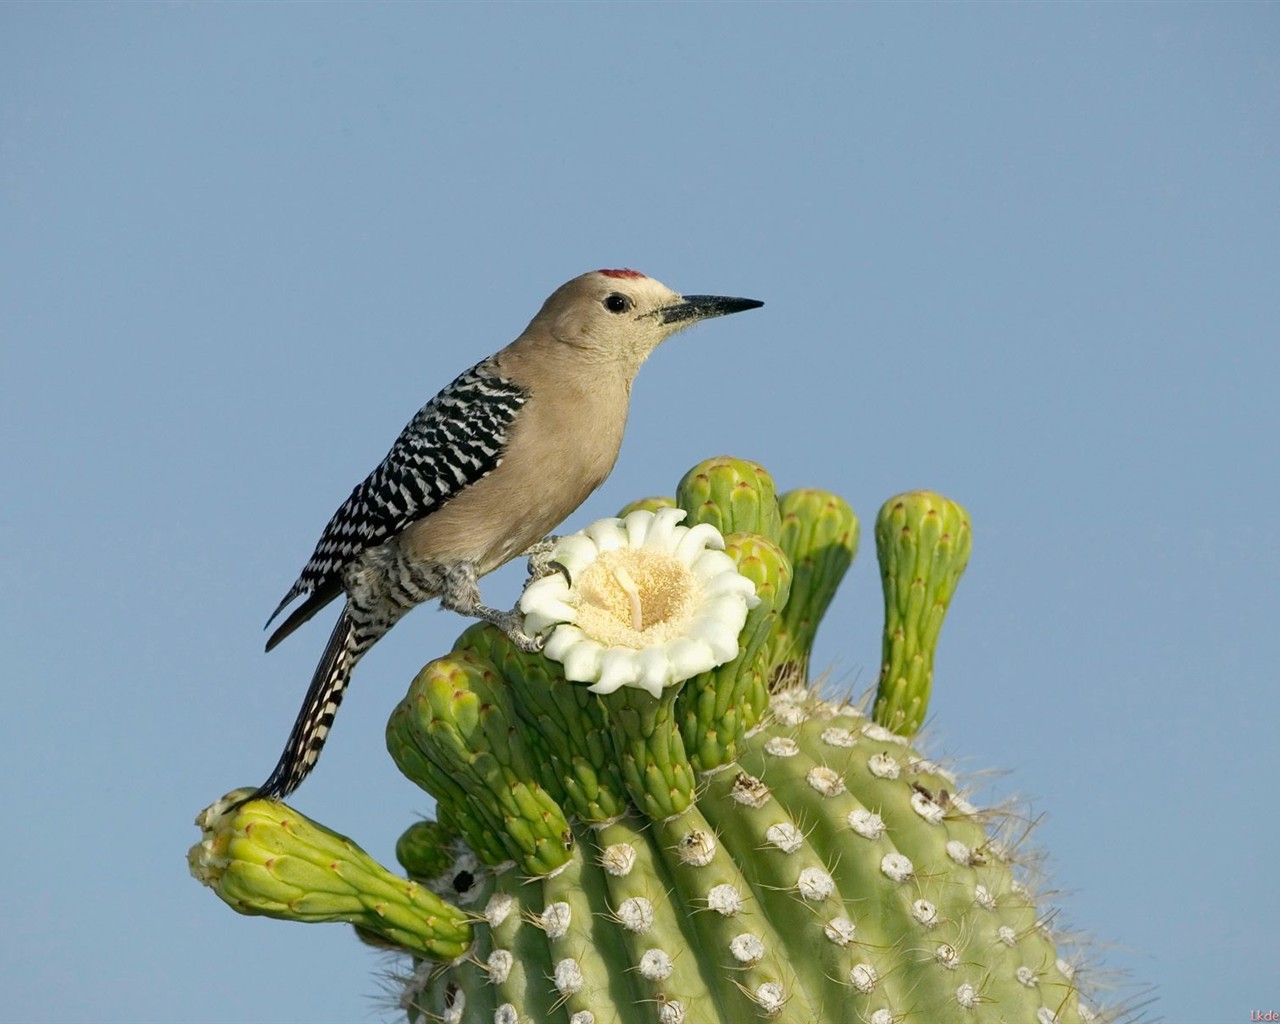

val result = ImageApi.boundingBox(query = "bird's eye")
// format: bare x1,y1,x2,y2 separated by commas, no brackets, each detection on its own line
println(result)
603,293,632,314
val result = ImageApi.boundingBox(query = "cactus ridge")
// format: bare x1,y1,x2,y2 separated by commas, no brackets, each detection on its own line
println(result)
192,457,1133,1024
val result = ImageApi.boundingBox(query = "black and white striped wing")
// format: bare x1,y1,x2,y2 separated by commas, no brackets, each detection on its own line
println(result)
269,360,529,623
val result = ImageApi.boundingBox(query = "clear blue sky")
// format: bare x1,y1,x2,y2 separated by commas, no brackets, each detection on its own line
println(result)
2,4,1276,1022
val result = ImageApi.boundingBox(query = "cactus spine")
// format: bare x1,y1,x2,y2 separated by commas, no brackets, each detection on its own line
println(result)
192,456,1124,1024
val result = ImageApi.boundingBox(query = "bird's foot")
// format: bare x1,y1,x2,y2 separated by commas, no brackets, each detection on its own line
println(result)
440,562,545,652
525,536,570,584
472,602,544,653
508,626,545,655
486,605,544,653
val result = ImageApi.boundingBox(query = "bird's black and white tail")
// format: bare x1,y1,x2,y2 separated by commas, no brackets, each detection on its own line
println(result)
248,607,371,802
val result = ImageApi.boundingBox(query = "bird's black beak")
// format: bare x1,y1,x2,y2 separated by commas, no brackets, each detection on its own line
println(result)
658,294,764,325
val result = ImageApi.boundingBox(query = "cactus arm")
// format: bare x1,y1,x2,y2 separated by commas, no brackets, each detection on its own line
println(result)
873,491,972,736
693,763,867,1019
455,623,628,823
744,715,971,1015
676,456,783,541
486,874,562,1024
769,488,860,687
387,651,574,876
189,795,471,961
395,819,463,882
398,863,499,1022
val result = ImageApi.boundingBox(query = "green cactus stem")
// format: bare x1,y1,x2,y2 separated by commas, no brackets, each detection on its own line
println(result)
194,457,1125,1024
453,622,629,825
675,531,790,774
872,490,973,736
386,651,574,875
598,682,697,822
189,793,471,961
769,488,860,687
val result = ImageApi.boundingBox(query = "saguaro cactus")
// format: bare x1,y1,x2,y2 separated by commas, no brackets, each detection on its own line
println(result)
192,456,1127,1023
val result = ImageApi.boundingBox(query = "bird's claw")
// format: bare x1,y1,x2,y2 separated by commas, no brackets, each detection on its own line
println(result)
509,629,545,654
525,537,567,582
486,605,545,654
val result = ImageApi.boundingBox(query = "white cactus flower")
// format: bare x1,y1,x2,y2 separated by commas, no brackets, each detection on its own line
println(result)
519,508,759,698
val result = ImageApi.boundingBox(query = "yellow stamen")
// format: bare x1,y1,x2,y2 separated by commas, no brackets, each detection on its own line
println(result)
573,548,699,650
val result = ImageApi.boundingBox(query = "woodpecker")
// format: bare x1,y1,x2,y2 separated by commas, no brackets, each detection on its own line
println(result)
251,269,763,802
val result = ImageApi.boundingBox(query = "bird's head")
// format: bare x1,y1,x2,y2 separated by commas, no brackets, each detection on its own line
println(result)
531,269,763,376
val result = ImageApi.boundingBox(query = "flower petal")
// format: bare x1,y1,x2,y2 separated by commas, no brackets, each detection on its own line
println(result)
552,534,605,577
689,616,742,663
675,523,726,563
641,507,688,553
590,649,641,694
636,646,674,695
662,636,717,680
621,510,654,549
545,624,586,660
519,575,576,631
520,594,579,635
519,578,576,634
546,627,605,683
689,548,739,582
584,518,628,554
699,570,759,601
701,595,752,633
562,642,605,684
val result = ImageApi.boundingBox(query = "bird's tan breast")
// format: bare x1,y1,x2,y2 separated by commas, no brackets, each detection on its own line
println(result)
400,381,628,575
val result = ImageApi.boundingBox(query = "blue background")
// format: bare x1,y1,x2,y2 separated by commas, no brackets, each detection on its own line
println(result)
3,4,1276,1022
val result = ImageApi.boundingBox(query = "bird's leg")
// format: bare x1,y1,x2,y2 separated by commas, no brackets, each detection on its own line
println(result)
440,561,544,653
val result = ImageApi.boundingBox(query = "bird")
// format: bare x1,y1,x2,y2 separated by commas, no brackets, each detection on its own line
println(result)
249,269,763,802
